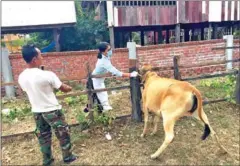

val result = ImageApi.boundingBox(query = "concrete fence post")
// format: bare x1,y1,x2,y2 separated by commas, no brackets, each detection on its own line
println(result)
223,35,233,70
1,48,15,98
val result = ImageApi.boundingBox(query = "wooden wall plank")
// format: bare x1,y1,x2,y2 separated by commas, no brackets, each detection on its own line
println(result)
221,1,225,21
228,1,232,21
234,0,238,20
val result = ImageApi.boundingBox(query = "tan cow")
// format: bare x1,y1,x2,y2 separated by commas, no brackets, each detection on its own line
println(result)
140,64,229,159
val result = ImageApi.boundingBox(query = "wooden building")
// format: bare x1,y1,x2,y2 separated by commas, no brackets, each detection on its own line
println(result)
106,1,240,48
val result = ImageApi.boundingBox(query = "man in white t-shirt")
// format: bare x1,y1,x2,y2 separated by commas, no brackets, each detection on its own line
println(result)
18,44,77,165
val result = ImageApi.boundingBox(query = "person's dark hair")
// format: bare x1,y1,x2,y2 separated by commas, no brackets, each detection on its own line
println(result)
22,44,38,63
97,42,110,59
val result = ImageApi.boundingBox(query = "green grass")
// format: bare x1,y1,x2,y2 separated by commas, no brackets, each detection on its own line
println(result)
197,75,236,102
2,99,32,122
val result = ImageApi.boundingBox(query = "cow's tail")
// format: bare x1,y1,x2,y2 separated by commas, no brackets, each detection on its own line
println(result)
191,87,211,140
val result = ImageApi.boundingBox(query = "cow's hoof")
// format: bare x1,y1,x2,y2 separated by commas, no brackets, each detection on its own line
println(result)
150,154,158,159
140,133,145,138
150,132,156,136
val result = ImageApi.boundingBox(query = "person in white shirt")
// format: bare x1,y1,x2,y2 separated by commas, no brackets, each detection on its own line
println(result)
18,44,77,165
89,42,138,112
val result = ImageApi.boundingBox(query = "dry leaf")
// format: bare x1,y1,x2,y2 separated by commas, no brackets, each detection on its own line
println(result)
80,144,86,147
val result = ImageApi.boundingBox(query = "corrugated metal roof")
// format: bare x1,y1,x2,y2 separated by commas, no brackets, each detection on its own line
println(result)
2,1,76,27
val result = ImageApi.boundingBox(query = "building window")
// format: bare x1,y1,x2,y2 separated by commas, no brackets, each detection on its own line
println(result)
113,1,177,7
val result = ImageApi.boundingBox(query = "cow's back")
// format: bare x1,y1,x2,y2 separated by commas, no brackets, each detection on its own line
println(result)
143,77,194,113
143,78,177,111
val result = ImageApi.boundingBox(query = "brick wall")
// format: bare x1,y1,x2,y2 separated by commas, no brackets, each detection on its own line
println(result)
137,39,239,78
3,39,239,96
9,48,129,82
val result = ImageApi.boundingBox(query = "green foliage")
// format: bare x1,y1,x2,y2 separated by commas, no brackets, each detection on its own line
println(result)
76,110,91,130
26,31,53,49
233,30,240,39
64,97,77,106
132,32,140,44
1,40,6,47
76,104,116,129
60,1,109,51
27,1,109,51
10,39,25,47
200,75,236,103
93,106,116,126
1,36,26,48
56,90,65,96
64,95,88,106
73,84,85,91
1,38,25,48
2,104,32,122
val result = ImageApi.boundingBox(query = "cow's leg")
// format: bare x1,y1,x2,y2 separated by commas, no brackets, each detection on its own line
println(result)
193,110,231,156
150,117,175,159
151,115,160,136
141,105,149,138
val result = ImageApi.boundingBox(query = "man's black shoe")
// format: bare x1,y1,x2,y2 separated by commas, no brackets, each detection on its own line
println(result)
63,155,78,164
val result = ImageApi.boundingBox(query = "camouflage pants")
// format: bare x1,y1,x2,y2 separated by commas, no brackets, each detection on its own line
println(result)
33,110,72,165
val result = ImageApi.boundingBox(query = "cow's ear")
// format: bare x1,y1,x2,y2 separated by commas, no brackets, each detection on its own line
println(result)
141,71,151,83
140,64,152,75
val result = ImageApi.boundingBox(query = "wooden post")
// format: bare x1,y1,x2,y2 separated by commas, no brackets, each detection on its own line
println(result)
86,63,94,121
158,27,163,44
129,32,132,42
109,26,115,48
140,31,144,46
230,25,233,35
175,24,181,43
178,0,185,23
235,71,240,104
53,28,60,52
153,31,157,44
201,27,205,40
114,30,119,48
208,22,212,40
184,29,189,42
119,32,123,48
191,29,195,41
127,42,142,122
121,32,125,47
166,29,170,44
212,23,218,39
173,56,181,80
99,1,106,20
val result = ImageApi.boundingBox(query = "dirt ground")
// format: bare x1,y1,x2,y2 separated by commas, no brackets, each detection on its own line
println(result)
1,80,240,165
1,89,131,136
